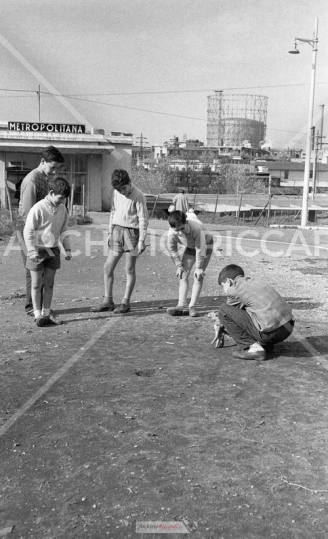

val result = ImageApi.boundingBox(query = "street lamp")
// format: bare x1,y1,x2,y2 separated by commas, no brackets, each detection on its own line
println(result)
289,18,318,227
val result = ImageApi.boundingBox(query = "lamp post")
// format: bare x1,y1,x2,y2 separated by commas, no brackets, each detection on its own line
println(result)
289,18,318,227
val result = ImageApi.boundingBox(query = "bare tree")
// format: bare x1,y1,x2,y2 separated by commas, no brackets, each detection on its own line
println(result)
208,164,265,194
131,163,176,194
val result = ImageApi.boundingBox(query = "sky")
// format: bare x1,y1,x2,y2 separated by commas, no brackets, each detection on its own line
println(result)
0,0,328,149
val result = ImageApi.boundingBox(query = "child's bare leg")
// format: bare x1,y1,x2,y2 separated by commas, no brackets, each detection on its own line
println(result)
30,269,43,318
42,267,56,314
91,250,123,312
122,251,137,304
189,248,212,308
104,250,123,298
178,252,195,307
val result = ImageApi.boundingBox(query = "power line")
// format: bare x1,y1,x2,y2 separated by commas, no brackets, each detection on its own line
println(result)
42,93,307,134
0,95,35,99
42,93,207,121
0,86,308,135
41,81,328,96
0,88,36,93
0,81,328,97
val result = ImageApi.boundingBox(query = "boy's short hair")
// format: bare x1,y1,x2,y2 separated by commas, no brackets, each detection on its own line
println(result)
168,210,187,228
42,146,65,164
48,176,71,198
218,264,244,284
111,169,130,189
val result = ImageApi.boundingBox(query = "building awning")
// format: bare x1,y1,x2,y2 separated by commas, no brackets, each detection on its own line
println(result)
0,139,115,154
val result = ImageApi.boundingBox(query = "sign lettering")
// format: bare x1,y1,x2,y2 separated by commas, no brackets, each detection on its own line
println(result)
8,122,86,134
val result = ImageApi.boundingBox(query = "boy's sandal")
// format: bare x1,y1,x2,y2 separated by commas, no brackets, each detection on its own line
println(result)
189,306,200,318
35,315,49,327
113,303,131,314
167,306,189,316
91,300,115,312
47,310,63,325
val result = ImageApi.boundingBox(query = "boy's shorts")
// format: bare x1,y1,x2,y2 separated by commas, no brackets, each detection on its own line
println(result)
109,225,139,253
183,238,214,258
26,247,61,272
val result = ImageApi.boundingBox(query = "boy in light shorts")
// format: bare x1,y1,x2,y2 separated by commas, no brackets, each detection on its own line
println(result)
91,169,149,315
23,176,71,327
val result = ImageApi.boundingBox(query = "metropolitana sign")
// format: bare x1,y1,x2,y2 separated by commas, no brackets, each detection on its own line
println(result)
8,122,86,134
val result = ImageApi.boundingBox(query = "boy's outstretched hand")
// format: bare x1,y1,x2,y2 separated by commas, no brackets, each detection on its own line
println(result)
211,323,227,348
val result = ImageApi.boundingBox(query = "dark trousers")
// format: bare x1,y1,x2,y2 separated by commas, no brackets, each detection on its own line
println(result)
16,225,32,311
219,303,294,350
16,224,43,311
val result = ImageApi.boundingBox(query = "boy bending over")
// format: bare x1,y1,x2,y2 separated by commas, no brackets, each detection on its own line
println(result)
167,210,213,317
23,176,72,327
91,169,149,314
214,264,294,360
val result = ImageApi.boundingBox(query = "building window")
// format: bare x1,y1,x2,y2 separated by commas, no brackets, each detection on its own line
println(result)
64,155,88,205
284,171,289,180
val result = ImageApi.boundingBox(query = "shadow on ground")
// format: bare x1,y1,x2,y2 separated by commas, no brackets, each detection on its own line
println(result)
54,295,227,317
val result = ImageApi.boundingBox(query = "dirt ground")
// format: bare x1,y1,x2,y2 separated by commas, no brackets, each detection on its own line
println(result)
0,216,328,539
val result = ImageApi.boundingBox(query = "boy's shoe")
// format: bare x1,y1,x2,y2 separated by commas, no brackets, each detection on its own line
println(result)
262,342,276,351
113,303,131,314
167,305,189,316
233,343,266,361
47,310,63,325
91,300,115,312
189,306,199,318
35,315,49,328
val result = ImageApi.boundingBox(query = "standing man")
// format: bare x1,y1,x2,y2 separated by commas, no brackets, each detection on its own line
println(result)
172,188,189,214
91,169,149,315
16,146,65,315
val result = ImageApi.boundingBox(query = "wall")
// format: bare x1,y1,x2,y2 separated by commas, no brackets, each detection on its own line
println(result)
102,144,132,211
87,155,102,211
0,152,6,208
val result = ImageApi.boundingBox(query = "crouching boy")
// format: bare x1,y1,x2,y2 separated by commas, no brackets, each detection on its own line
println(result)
216,264,294,360
23,176,72,327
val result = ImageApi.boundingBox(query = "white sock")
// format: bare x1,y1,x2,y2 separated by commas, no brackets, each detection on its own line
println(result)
249,342,265,352
178,276,189,308
42,308,50,317
34,309,41,319
189,278,203,308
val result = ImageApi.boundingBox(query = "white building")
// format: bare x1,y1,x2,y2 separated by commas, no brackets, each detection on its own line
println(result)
0,121,132,212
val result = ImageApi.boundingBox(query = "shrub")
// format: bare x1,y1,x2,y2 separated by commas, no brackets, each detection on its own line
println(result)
0,209,15,238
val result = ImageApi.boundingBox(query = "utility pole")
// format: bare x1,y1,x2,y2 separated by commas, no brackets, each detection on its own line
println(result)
37,85,41,122
311,130,319,199
289,18,318,227
319,104,325,149
312,129,326,198
136,133,149,165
